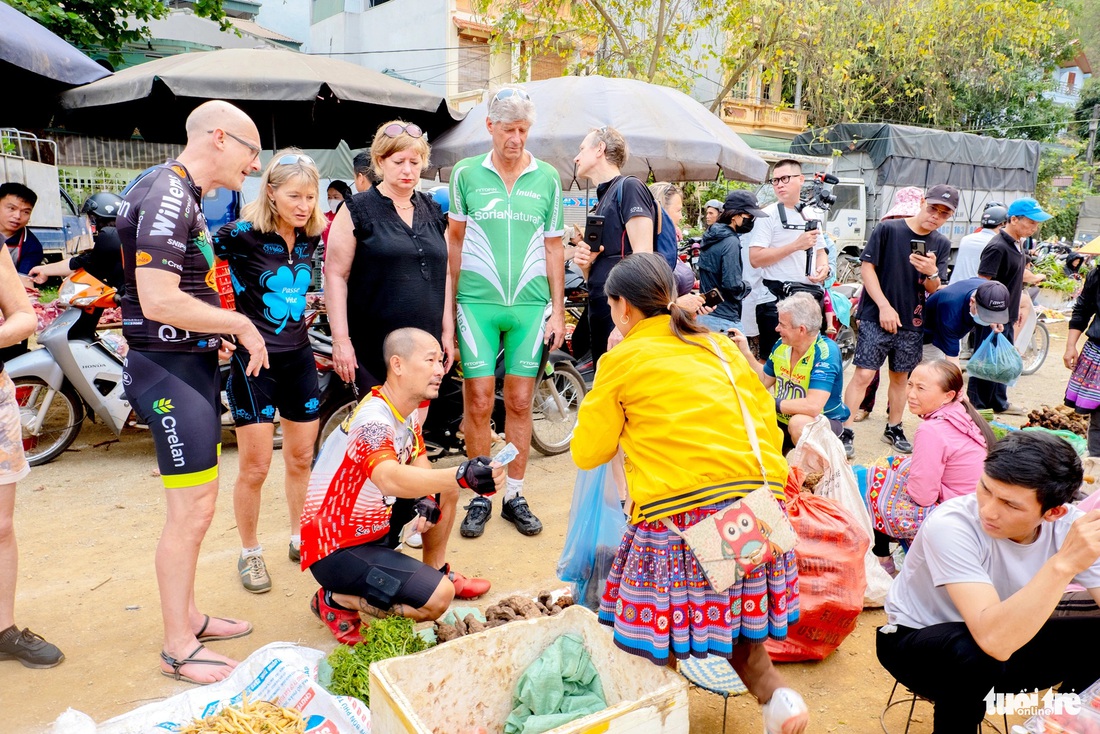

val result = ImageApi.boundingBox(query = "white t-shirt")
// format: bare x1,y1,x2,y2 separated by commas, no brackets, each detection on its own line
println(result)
746,202,827,285
951,229,996,283
885,494,1100,629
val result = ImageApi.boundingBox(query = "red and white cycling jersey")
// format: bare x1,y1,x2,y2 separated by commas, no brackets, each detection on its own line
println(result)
300,387,424,567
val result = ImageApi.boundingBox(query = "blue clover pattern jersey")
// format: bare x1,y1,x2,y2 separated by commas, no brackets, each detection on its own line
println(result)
449,152,564,306
214,221,318,352
764,334,851,424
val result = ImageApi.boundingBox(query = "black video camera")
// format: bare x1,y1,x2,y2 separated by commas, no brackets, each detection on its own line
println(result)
793,172,840,232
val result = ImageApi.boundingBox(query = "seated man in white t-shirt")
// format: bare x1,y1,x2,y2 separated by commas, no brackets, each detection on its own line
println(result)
877,431,1100,731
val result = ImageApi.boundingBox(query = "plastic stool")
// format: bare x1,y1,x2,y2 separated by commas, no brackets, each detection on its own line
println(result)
882,680,1008,733
678,655,748,732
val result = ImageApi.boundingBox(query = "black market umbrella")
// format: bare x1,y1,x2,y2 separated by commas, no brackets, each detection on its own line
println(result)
57,48,460,148
429,75,768,185
0,3,111,129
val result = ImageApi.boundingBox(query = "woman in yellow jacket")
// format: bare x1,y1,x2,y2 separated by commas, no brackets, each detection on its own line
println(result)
572,253,808,734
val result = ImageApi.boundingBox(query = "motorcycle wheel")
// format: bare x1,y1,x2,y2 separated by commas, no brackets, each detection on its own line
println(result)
315,393,357,456
836,325,857,371
530,362,587,456
1020,321,1049,376
13,377,85,466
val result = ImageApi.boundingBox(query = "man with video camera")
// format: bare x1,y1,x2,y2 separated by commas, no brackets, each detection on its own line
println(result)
746,160,830,359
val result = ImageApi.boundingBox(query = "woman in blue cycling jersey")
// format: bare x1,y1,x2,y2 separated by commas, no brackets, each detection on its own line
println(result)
214,149,325,594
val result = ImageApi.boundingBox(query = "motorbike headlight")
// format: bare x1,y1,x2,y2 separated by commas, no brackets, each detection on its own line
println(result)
56,280,90,308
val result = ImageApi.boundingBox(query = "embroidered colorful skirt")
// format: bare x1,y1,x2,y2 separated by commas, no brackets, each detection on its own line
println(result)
1066,340,1100,413
867,455,935,540
597,502,800,664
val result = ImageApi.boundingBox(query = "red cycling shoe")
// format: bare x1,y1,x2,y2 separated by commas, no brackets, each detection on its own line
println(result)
441,563,491,600
311,589,363,646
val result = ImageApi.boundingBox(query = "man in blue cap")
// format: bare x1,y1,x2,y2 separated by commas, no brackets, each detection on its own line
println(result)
969,198,1051,414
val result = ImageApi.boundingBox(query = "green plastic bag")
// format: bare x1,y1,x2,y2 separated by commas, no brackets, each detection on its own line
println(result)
1021,426,1088,457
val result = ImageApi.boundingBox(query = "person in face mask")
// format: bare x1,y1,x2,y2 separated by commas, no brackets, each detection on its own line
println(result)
322,180,353,246
695,190,768,334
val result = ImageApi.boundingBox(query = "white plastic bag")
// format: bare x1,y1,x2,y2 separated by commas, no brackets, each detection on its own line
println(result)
55,642,370,734
787,416,893,607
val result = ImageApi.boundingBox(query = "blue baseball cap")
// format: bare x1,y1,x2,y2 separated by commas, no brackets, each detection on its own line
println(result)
1006,198,1052,222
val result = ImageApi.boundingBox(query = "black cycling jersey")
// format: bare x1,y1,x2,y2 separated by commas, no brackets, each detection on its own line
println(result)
117,160,221,353
213,220,318,352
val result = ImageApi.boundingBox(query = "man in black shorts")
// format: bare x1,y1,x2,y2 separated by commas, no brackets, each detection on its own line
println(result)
841,185,955,458
302,328,499,642
118,100,268,685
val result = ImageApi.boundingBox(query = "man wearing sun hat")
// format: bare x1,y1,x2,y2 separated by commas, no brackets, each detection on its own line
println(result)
968,198,1051,414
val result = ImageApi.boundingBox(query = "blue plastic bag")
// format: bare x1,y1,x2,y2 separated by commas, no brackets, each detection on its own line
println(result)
557,464,627,611
966,331,1023,386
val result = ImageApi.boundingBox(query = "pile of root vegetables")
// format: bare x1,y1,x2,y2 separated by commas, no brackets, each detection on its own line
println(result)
1024,405,1088,437
434,592,575,642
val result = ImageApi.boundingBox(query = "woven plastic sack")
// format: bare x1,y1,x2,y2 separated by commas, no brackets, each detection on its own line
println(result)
786,416,892,607
557,463,627,611
967,330,1023,386
765,468,868,662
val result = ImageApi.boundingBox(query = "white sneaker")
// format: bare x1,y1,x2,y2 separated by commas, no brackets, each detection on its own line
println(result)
762,687,808,734
404,530,423,549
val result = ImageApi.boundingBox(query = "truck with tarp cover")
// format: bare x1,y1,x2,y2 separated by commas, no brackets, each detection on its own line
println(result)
789,123,1040,261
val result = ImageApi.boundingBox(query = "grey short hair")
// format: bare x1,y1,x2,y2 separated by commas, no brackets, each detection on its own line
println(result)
487,88,536,126
588,126,628,168
776,292,821,333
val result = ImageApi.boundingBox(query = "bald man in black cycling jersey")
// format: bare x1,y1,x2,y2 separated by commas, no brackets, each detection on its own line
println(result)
118,101,267,685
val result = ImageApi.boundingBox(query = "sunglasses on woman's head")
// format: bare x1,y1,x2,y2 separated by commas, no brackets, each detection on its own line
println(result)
382,123,424,139
275,153,315,167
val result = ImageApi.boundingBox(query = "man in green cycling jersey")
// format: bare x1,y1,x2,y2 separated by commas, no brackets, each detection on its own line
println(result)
447,87,565,539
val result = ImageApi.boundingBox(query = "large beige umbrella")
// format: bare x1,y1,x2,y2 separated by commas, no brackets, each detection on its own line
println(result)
428,75,768,185
58,47,459,148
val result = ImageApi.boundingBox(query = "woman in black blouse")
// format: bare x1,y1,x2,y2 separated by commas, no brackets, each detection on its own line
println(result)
326,121,452,390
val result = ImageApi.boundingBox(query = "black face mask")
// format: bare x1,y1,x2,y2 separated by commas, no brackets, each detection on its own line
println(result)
733,216,755,234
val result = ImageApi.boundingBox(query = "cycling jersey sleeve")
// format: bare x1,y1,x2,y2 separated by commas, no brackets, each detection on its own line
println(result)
448,163,470,223
545,167,565,238
132,166,201,277
346,419,400,480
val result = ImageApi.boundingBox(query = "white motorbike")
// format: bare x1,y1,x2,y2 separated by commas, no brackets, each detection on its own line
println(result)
8,271,280,466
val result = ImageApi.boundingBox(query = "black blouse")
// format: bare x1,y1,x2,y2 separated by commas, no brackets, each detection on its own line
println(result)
344,186,448,382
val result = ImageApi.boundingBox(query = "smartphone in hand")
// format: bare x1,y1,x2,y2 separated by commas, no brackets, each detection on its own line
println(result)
703,288,724,308
910,239,927,256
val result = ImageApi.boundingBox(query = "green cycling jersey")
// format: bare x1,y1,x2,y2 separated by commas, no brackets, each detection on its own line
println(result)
450,152,564,306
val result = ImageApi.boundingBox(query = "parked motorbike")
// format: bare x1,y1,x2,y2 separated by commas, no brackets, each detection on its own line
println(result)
9,271,282,466
311,332,588,461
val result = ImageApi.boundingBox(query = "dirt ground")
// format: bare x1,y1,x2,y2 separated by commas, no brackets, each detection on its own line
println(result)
3,322,1078,733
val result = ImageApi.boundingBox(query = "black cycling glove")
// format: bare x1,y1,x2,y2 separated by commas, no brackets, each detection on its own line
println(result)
414,494,442,525
457,456,496,496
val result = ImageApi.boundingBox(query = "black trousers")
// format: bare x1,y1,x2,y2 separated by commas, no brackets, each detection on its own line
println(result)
756,301,780,360
876,618,1100,733
965,324,1013,412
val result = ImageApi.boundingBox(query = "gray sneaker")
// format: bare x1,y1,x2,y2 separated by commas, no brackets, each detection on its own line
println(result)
238,553,272,594
0,625,64,668
288,542,301,564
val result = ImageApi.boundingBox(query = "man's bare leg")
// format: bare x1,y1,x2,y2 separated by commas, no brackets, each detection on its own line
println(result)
462,377,496,458
422,484,459,570
158,479,238,683
0,483,17,629
332,576,455,623
886,370,909,426
501,375,535,481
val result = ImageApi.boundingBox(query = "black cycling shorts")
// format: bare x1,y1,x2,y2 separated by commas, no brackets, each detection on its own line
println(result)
124,349,221,488
309,543,443,611
226,344,320,426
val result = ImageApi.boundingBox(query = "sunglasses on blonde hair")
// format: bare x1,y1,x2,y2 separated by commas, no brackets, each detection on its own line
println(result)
382,123,424,139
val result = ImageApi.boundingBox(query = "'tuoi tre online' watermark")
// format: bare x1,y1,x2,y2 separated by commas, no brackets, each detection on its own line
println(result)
984,688,1082,717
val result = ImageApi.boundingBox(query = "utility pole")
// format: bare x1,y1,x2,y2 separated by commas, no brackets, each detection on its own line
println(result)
1087,104,1100,190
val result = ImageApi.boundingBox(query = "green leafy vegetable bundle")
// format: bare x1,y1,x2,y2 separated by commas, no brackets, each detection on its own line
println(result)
325,616,432,706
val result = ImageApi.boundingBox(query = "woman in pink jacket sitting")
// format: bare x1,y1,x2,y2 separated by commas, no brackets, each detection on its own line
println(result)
867,360,996,574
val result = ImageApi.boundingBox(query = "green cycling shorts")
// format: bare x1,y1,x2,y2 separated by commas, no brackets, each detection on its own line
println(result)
456,302,549,378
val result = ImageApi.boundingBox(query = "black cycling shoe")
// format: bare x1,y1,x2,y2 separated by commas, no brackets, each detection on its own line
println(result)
840,428,856,460
882,423,913,454
501,496,543,536
460,496,493,538
0,625,64,669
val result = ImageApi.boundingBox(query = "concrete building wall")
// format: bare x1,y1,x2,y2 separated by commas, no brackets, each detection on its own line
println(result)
254,0,312,46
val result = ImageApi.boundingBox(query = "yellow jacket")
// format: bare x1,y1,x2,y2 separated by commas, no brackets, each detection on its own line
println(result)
572,315,788,524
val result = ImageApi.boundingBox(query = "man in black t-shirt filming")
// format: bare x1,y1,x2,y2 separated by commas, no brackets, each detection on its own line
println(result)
968,197,1051,415
841,184,955,458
